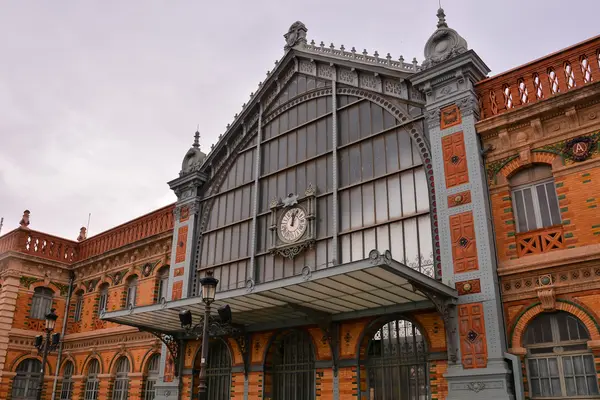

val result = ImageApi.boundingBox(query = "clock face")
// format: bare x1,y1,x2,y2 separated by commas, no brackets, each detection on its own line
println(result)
279,207,308,243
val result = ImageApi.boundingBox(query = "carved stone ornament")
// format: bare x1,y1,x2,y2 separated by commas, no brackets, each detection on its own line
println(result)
566,136,596,162
538,287,556,311
467,382,486,393
20,210,31,229
284,21,307,50
425,108,441,128
457,95,479,118
422,9,468,70
77,227,87,242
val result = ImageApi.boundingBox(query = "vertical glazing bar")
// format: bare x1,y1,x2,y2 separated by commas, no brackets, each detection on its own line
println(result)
249,102,263,282
331,80,339,263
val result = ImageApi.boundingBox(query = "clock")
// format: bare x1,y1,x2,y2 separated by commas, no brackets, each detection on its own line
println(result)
279,207,308,243
269,185,317,259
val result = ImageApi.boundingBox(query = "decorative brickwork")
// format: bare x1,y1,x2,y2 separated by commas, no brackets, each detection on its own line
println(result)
458,303,488,369
449,211,479,273
442,131,469,188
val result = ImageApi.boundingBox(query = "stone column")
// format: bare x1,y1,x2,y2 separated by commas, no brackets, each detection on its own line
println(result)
412,14,514,398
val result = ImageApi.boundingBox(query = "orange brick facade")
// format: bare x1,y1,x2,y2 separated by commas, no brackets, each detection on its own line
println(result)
477,35,600,400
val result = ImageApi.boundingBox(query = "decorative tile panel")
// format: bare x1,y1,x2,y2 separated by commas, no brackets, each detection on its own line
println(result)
171,280,183,301
447,190,472,208
456,279,481,296
175,226,188,263
179,206,190,222
458,303,488,369
174,267,184,277
442,131,469,188
450,211,479,273
440,104,462,129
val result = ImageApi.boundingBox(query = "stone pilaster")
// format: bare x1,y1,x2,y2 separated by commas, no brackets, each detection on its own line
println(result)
0,274,19,376
413,46,514,400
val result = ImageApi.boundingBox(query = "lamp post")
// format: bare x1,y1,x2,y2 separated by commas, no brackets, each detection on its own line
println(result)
34,308,60,400
197,271,218,400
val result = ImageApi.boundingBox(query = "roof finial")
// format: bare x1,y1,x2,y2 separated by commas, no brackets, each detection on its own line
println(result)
193,127,200,149
437,7,448,28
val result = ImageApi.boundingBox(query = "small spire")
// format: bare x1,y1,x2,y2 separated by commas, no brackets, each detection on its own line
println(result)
193,129,200,149
437,7,448,28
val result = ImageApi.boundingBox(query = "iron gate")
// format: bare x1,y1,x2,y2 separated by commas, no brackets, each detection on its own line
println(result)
366,319,429,400
269,330,315,400
205,339,232,400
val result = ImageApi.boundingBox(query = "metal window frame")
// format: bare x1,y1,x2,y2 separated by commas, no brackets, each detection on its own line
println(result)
74,294,84,322
364,318,430,400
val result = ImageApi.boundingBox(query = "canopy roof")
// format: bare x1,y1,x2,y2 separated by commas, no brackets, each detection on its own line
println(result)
102,250,457,335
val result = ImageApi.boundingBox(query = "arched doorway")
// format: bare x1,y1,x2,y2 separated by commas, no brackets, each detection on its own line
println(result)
192,339,232,400
265,330,316,400
524,311,599,397
364,319,428,400
11,358,42,400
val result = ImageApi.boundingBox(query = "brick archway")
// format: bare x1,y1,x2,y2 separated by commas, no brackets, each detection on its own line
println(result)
498,151,561,180
510,300,600,350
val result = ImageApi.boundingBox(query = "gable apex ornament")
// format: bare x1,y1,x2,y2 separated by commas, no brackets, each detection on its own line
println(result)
422,8,468,70
284,21,307,51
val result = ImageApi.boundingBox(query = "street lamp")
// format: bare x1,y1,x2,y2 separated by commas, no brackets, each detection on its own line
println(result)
34,308,60,400
197,271,218,399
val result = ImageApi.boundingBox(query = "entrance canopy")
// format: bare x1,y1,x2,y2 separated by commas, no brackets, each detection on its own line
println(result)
102,250,457,334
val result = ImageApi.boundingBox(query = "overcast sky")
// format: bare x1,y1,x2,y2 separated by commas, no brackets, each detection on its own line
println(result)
0,1,598,240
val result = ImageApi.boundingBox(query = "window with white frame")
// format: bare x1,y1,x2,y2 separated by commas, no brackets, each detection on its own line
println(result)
157,268,169,303
125,276,138,308
59,361,74,400
525,312,599,398
73,292,84,322
510,165,561,233
112,357,130,400
144,354,161,400
98,284,109,315
30,287,54,320
84,359,100,400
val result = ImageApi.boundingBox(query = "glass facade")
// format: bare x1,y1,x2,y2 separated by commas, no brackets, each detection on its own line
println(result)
196,75,430,294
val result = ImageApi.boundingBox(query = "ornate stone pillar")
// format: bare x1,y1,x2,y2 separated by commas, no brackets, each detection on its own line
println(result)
412,9,514,400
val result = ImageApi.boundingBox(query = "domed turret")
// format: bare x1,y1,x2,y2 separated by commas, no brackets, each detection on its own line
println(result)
421,8,468,70
181,130,206,175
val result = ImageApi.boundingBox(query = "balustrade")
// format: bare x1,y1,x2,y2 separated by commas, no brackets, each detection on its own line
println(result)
516,225,564,257
477,36,600,119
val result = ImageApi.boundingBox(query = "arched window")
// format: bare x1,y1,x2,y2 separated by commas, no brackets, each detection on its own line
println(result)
365,319,428,400
266,330,315,400
510,164,561,233
11,359,41,400
206,340,232,400
98,284,109,315
143,354,160,400
59,361,74,400
125,276,138,308
73,292,84,322
112,357,130,400
157,267,169,303
84,359,100,400
524,312,599,397
30,287,53,319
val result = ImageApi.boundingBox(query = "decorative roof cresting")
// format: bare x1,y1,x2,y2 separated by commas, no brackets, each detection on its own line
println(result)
421,8,468,70
284,21,308,50
180,130,206,176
